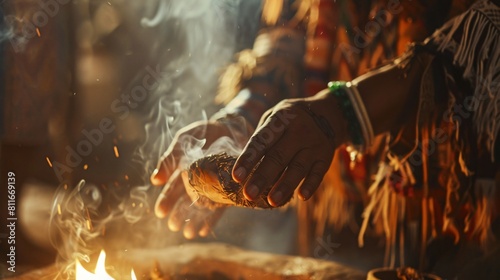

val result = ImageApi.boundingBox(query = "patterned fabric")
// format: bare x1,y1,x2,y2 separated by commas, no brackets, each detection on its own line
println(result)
301,0,474,237
358,0,500,269
217,0,498,270
217,1,307,128
303,0,335,96
428,0,500,160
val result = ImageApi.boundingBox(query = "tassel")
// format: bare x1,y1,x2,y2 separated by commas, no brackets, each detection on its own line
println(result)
472,178,496,251
358,162,392,247
431,1,500,161
262,0,284,26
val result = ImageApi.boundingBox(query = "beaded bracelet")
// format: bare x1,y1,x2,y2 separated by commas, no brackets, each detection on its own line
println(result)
328,81,374,149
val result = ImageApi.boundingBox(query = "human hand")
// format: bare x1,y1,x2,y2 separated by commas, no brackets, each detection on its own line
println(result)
232,89,348,207
151,118,250,239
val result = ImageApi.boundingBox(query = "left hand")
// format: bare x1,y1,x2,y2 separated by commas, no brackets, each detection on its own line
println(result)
231,89,348,207
151,120,244,239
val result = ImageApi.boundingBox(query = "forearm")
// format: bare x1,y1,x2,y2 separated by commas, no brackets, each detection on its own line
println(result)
353,52,432,137
216,26,306,129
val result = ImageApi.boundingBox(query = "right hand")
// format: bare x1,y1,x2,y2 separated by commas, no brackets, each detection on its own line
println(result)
232,91,347,207
151,118,250,239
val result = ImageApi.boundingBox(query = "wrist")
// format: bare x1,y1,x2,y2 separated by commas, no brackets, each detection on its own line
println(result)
326,81,375,151
311,89,350,148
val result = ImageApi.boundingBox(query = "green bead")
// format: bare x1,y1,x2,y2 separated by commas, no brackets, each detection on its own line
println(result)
327,81,365,146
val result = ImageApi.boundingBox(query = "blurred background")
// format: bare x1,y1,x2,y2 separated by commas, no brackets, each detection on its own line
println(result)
0,0,300,275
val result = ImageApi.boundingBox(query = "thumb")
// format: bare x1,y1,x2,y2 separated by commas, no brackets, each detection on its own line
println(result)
150,140,184,186
151,161,169,186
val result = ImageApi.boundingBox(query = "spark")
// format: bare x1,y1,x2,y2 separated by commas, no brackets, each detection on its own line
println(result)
132,202,136,207
57,204,62,215
36,28,41,37
83,164,89,170
86,219,92,231
46,156,53,168
189,196,200,207
85,208,93,230
124,175,129,180
113,146,120,158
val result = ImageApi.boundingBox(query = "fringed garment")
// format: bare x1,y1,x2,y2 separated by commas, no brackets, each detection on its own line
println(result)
216,0,498,271
357,0,500,269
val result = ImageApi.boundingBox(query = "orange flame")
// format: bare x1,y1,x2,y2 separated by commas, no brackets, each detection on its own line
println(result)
75,250,137,280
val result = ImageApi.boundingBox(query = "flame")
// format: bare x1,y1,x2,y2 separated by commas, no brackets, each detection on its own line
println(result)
75,250,137,280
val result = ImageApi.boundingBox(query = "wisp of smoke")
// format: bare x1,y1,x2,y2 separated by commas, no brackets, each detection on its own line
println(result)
133,0,245,180
48,0,263,275
0,12,18,45
49,180,111,277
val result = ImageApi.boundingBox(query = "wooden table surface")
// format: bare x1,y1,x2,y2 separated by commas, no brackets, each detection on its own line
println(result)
3,242,366,280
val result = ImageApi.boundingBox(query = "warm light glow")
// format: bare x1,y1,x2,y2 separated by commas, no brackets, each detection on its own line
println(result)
113,146,120,158
75,250,137,280
46,156,53,167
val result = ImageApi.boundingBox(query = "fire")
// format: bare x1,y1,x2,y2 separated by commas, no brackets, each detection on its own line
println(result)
75,250,137,280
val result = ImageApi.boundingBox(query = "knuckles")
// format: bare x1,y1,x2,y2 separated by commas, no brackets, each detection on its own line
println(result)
288,160,308,175
266,149,288,167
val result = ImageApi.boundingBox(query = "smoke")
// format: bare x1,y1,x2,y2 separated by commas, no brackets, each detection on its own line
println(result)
132,0,248,179
48,0,264,275
50,180,108,277
0,5,17,52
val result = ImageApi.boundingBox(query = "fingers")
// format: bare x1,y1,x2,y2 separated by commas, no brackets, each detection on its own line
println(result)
186,208,225,238
167,195,192,233
168,196,225,239
151,121,233,186
233,112,290,183
232,99,336,206
257,107,274,128
268,151,311,206
150,121,208,186
154,170,184,218
241,132,298,201
298,160,330,201
151,137,184,186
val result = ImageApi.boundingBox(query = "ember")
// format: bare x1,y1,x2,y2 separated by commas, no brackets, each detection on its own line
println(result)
113,146,120,158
